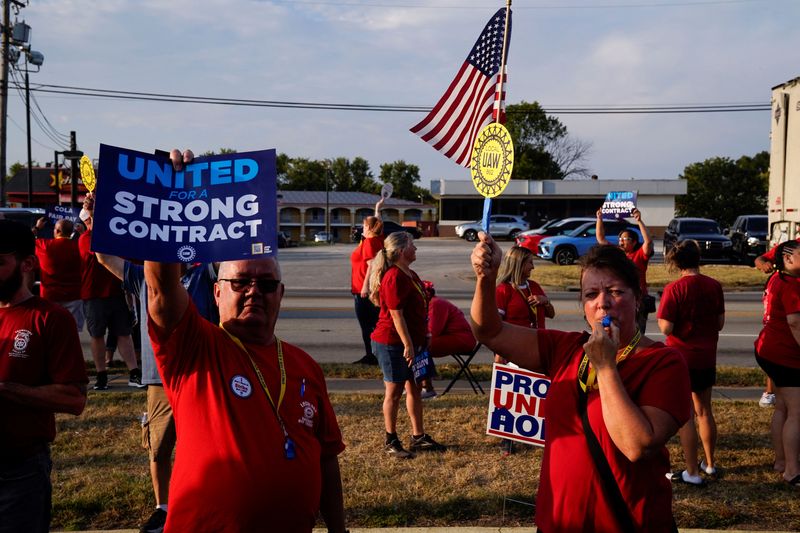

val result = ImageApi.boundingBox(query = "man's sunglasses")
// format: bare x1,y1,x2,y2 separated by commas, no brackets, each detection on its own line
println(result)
219,278,282,293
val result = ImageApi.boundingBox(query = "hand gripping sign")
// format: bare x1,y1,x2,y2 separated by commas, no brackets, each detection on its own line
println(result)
486,363,549,447
470,123,514,232
91,144,277,263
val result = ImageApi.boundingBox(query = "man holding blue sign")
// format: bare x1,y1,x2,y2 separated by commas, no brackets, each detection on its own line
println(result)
92,148,347,532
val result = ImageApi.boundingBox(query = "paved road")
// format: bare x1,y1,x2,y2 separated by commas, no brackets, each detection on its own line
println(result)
81,238,766,368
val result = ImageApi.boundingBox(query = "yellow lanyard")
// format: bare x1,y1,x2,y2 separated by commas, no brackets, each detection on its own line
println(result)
514,282,538,327
222,327,295,459
578,329,641,393
407,272,429,316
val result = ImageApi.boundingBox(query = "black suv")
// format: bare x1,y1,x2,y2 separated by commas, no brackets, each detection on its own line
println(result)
663,217,733,262
725,214,767,265
351,220,423,242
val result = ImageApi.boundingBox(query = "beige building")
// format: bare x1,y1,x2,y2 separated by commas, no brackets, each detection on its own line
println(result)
277,191,437,242
432,178,687,238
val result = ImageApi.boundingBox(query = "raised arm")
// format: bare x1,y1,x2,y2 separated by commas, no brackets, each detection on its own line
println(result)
96,252,125,281
470,232,542,370
595,208,609,245
374,196,385,217
631,208,654,257
144,262,188,334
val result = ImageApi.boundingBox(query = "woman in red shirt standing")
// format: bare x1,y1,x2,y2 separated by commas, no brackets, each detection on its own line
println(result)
755,240,800,486
350,197,384,365
657,240,725,486
495,246,554,363
369,232,446,459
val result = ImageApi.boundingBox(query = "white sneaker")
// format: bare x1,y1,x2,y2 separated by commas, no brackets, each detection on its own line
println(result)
699,459,717,476
759,392,776,408
680,470,705,486
420,388,438,400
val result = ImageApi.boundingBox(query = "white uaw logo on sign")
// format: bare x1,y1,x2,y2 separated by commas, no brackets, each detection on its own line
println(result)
230,375,253,398
11,329,32,357
177,245,197,262
298,400,317,428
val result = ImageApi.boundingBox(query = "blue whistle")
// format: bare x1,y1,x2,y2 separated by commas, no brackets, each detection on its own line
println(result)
602,316,612,328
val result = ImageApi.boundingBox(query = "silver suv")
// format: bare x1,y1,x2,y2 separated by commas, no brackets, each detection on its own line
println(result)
455,215,530,242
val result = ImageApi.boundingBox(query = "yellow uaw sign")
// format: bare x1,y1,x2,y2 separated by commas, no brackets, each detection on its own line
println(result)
80,155,97,192
470,123,514,198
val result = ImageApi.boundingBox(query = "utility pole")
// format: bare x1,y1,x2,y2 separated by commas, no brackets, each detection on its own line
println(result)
0,0,10,207
69,131,77,208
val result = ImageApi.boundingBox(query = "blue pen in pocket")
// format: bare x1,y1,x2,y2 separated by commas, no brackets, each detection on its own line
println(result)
300,378,305,398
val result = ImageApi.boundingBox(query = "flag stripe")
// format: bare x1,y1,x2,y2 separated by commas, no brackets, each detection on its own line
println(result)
410,8,512,168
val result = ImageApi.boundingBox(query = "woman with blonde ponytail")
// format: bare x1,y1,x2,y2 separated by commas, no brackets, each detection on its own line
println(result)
369,232,446,459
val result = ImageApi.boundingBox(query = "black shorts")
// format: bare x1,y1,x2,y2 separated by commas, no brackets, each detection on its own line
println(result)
688,367,716,393
756,354,800,388
83,296,133,338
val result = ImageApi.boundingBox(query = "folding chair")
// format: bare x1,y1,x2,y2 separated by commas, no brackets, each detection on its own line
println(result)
440,342,484,396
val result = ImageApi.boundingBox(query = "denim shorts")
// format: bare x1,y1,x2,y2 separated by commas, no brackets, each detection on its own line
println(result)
372,341,413,383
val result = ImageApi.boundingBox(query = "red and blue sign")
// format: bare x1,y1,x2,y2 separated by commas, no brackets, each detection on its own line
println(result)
486,364,550,447
92,145,277,263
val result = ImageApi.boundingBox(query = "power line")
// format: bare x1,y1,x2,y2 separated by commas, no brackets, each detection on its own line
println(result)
6,114,59,151
8,71,69,148
270,0,767,9
23,82,770,115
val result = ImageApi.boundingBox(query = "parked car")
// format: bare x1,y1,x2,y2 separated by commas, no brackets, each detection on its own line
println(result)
663,217,733,261
455,215,530,242
515,217,595,253
277,231,293,248
314,231,334,243
350,220,423,242
538,220,642,265
0,207,51,238
726,214,768,264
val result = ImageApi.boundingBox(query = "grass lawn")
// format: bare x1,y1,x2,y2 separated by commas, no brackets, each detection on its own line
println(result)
51,391,799,531
524,262,768,292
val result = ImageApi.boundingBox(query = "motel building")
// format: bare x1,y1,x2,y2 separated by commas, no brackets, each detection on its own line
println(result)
432,178,687,238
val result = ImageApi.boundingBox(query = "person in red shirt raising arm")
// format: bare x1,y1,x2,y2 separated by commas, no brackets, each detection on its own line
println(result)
596,207,654,333
470,233,689,532
143,149,347,533
33,217,84,331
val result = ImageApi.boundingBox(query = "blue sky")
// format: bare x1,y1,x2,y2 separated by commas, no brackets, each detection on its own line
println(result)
6,0,800,189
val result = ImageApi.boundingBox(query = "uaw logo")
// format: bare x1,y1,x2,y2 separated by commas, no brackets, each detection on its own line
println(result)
298,400,317,428
10,329,32,358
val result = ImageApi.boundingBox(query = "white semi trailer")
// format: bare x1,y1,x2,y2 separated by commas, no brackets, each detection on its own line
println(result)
769,76,800,246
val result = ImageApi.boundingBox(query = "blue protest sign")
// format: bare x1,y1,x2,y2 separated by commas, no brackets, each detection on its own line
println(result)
601,190,638,220
44,205,81,225
92,145,277,263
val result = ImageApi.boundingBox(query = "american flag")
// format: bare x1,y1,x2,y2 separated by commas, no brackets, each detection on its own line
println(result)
410,8,512,168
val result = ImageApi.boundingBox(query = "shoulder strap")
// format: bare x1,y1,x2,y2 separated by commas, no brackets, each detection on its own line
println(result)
577,377,637,533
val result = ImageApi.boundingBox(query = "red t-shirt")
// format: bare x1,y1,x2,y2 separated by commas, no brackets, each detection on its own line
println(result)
148,303,345,532
0,297,87,456
35,238,82,301
427,296,475,356
658,274,725,369
535,330,690,533
370,266,428,347
350,235,384,294
626,247,650,296
496,280,548,329
756,273,800,368
78,230,123,300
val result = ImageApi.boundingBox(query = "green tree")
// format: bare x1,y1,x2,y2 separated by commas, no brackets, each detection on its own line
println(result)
199,148,237,156
329,157,380,192
504,101,591,180
378,160,423,201
279,158,328,190
676,151,769,228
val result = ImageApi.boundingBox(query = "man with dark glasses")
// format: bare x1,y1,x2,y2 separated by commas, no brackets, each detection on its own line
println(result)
142,149,347,533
